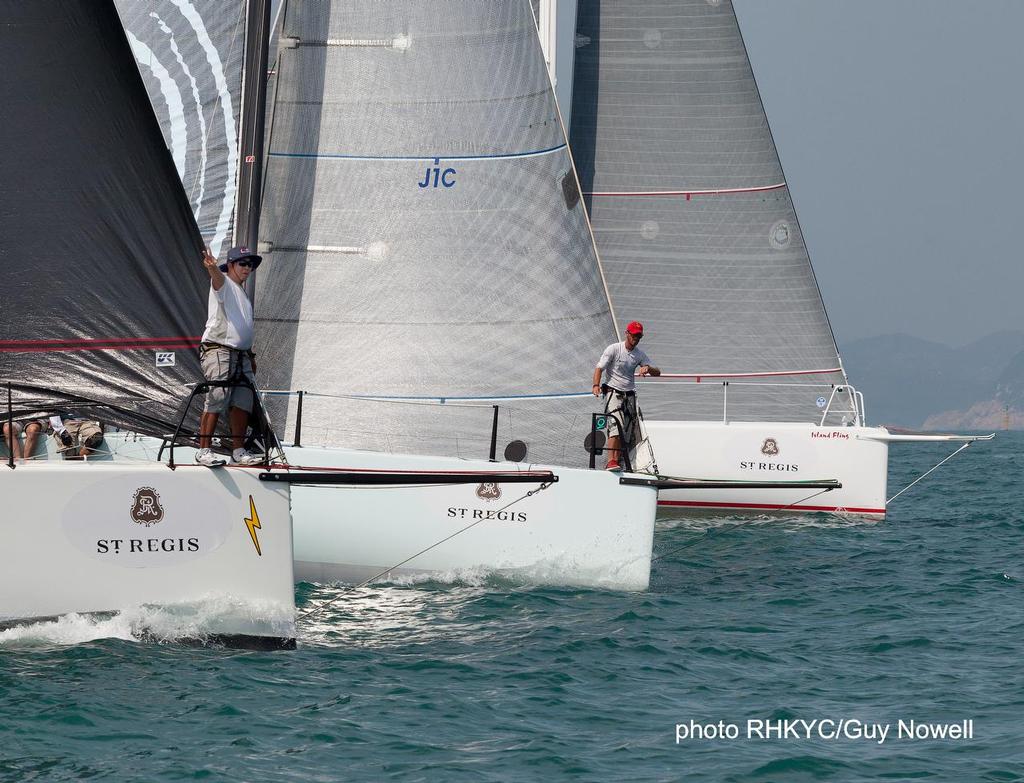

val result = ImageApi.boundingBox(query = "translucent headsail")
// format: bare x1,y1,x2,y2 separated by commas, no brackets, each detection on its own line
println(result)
570,0,855,425
255,0,617,464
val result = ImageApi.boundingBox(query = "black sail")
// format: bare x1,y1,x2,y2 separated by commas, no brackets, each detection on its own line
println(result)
0,0,210,435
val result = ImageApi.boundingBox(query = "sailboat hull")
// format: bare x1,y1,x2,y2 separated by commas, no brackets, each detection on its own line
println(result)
645,421,889,517
0,463,296,647
283,446,657,591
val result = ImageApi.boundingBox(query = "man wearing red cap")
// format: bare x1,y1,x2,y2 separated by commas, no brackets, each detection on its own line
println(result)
592,321,660,470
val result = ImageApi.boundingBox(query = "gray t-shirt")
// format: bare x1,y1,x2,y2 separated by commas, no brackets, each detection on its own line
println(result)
597,341,651,392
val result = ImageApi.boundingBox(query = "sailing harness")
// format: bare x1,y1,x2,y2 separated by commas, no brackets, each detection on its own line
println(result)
166,343,283,467
601,384,642,471
198,340,255,364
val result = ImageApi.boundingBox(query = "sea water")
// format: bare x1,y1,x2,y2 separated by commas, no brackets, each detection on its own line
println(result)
2,433,1021,781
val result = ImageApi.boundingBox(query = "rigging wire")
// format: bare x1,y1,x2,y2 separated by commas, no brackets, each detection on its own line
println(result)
650,487,841,564
886,441,973,506
296,480,555,622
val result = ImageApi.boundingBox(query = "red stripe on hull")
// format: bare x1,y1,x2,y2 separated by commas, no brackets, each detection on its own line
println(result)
658,499,886,515
266,462,553,478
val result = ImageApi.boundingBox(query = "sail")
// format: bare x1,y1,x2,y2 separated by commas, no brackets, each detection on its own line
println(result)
255,0,616,463
0,0,210,436
570,0,857,425
115,0,246,258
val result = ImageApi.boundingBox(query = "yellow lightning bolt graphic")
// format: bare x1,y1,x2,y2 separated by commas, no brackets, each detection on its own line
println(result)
244,495,263,556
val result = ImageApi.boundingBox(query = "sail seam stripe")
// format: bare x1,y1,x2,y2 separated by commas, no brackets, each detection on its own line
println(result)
255,310,611,327
0,346,199,354
268,144,567,162
586,183,786,197
261,390,592,402
0,337,202,347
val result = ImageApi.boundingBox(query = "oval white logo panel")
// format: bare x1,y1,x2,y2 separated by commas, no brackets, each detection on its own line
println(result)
62,474,233,568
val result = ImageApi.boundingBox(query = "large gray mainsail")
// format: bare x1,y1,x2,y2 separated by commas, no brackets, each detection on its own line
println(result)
255,0,616,464
570,0,857,425
115,0,246,258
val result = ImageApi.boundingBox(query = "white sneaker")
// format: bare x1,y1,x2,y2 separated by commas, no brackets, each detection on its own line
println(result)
232,448,264,466
195,448,226,467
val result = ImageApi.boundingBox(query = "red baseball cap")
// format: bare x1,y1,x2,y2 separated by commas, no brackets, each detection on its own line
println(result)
626,321,644,335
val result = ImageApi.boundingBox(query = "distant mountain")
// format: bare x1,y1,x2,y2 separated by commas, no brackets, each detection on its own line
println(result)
839,331,1024,429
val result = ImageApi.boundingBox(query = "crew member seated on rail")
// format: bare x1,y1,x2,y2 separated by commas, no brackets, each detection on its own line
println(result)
2,418,46,462
49,413,104,459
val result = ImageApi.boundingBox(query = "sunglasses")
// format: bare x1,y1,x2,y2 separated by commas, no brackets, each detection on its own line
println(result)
629,332,643,339
234,260,256,268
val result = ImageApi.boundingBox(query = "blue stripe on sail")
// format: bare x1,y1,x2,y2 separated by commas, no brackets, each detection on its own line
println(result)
262,390,591,402
353,392,591,402
268,144,567,162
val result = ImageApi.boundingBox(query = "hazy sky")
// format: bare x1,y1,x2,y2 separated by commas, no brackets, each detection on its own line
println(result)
731,0,1024,348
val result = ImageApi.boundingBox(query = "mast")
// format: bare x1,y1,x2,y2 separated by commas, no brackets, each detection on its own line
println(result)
234,0,273,299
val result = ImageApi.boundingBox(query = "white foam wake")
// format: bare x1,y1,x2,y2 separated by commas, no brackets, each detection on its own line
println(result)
0,595,294,648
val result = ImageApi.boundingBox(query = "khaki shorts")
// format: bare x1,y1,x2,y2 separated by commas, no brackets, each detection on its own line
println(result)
201,345,255,414
604,389,639,442
64,420,103,449
3,418,45,436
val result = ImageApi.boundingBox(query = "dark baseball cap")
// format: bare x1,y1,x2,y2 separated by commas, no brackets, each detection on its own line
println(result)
218,246,263,272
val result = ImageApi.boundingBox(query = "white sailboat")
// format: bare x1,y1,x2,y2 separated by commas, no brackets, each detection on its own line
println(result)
1,0,295,648
251,0,665,588
562,0,989,517
114,0,849,594
108,0,663,591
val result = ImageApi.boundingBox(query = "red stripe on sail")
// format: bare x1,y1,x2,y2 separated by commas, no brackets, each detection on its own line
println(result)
586,183,787,198
0,336,201,353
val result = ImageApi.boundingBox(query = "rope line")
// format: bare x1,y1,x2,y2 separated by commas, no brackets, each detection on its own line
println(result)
887,442,972,505
297,481,555,621
651,487,841,564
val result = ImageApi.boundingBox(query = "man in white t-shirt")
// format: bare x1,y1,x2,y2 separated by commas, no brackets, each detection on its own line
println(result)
592,321,660,470
195,245,264,467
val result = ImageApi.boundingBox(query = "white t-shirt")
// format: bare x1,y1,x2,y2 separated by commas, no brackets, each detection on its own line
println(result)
201,276,254,350
597,341,651,392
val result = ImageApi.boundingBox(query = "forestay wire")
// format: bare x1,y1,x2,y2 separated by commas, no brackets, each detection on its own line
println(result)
297,480,555,622
886,441,973,506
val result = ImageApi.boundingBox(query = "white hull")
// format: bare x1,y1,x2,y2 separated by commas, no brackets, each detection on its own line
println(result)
0,462,295,647
283,446,657,591
645,421,889,517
